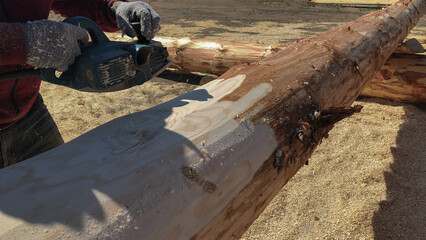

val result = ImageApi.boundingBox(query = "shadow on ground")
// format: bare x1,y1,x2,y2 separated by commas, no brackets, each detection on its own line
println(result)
372,104,426,239
158,70,204,85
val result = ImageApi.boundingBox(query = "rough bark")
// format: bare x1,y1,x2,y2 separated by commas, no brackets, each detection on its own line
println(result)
0,0,424,239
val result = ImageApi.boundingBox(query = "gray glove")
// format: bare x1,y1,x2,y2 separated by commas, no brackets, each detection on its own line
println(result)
23,20,89,72
111,1,161,40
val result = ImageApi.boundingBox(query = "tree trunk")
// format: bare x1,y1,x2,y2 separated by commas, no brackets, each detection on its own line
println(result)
108,34,426,103
106,34,288,75
362,53,426,103
152,37,425,103
0,1,424,239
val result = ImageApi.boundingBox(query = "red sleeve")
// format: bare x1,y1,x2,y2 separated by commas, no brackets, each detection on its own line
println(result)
51,0,127,32
0,23,26,65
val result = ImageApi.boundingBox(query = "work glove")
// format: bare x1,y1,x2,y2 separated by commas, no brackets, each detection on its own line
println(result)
23,20,89,72
111,1,161,40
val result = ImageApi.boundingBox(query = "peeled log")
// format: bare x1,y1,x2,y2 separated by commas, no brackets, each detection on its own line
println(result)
106,35,288,75
362,53,426,103
0,1,424,239
108,34,426,103
158,37,426,103
157,38,286,75
160,37,426,103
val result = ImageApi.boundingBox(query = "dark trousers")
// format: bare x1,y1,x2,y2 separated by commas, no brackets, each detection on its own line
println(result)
0,95,64,168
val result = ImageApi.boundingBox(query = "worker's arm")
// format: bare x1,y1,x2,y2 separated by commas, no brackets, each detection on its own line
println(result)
0,21,88,71
52,0,124,32
0,23,26,65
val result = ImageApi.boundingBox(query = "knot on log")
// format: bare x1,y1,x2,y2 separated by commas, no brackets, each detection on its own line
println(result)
181,166,217,193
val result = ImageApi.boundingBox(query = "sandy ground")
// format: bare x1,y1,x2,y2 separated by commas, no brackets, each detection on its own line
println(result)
44,0,426,239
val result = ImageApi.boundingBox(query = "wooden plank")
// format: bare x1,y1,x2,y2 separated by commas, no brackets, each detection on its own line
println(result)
310,0,399,5
0,0,424,239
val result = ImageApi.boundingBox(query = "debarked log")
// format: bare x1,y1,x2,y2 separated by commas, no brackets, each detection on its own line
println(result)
159,37,426,103
108,34,426,103
0,0,424,239
106,34,288,75
362,53,426,103
107,35,424,75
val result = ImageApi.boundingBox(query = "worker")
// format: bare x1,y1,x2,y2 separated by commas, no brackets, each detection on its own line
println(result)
0,0,161,168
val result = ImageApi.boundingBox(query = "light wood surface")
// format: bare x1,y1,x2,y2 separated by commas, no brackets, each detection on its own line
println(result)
362,53,426,103
0,0,424,239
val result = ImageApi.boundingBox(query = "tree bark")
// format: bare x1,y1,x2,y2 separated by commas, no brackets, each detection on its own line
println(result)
0,1,424,239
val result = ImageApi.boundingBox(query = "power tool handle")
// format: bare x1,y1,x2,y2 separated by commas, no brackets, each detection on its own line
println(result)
39,68,73,87
64,17,110,44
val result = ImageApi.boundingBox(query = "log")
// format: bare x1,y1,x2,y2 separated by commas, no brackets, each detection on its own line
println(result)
110,35,426,103
107,35,424,75
0,0,424,239
156,38,287,75
309,0,399,5
362,53,426,103
161,37,424,103
106,35,288,75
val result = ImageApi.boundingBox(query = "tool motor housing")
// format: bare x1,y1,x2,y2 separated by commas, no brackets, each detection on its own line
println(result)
39,17,169,92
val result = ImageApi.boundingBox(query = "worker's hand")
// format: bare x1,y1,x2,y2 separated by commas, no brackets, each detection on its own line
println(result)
23,20,89,72
111,1,161,40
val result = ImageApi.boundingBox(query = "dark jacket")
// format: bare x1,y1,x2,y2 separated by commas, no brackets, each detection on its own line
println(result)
0,0,122,129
